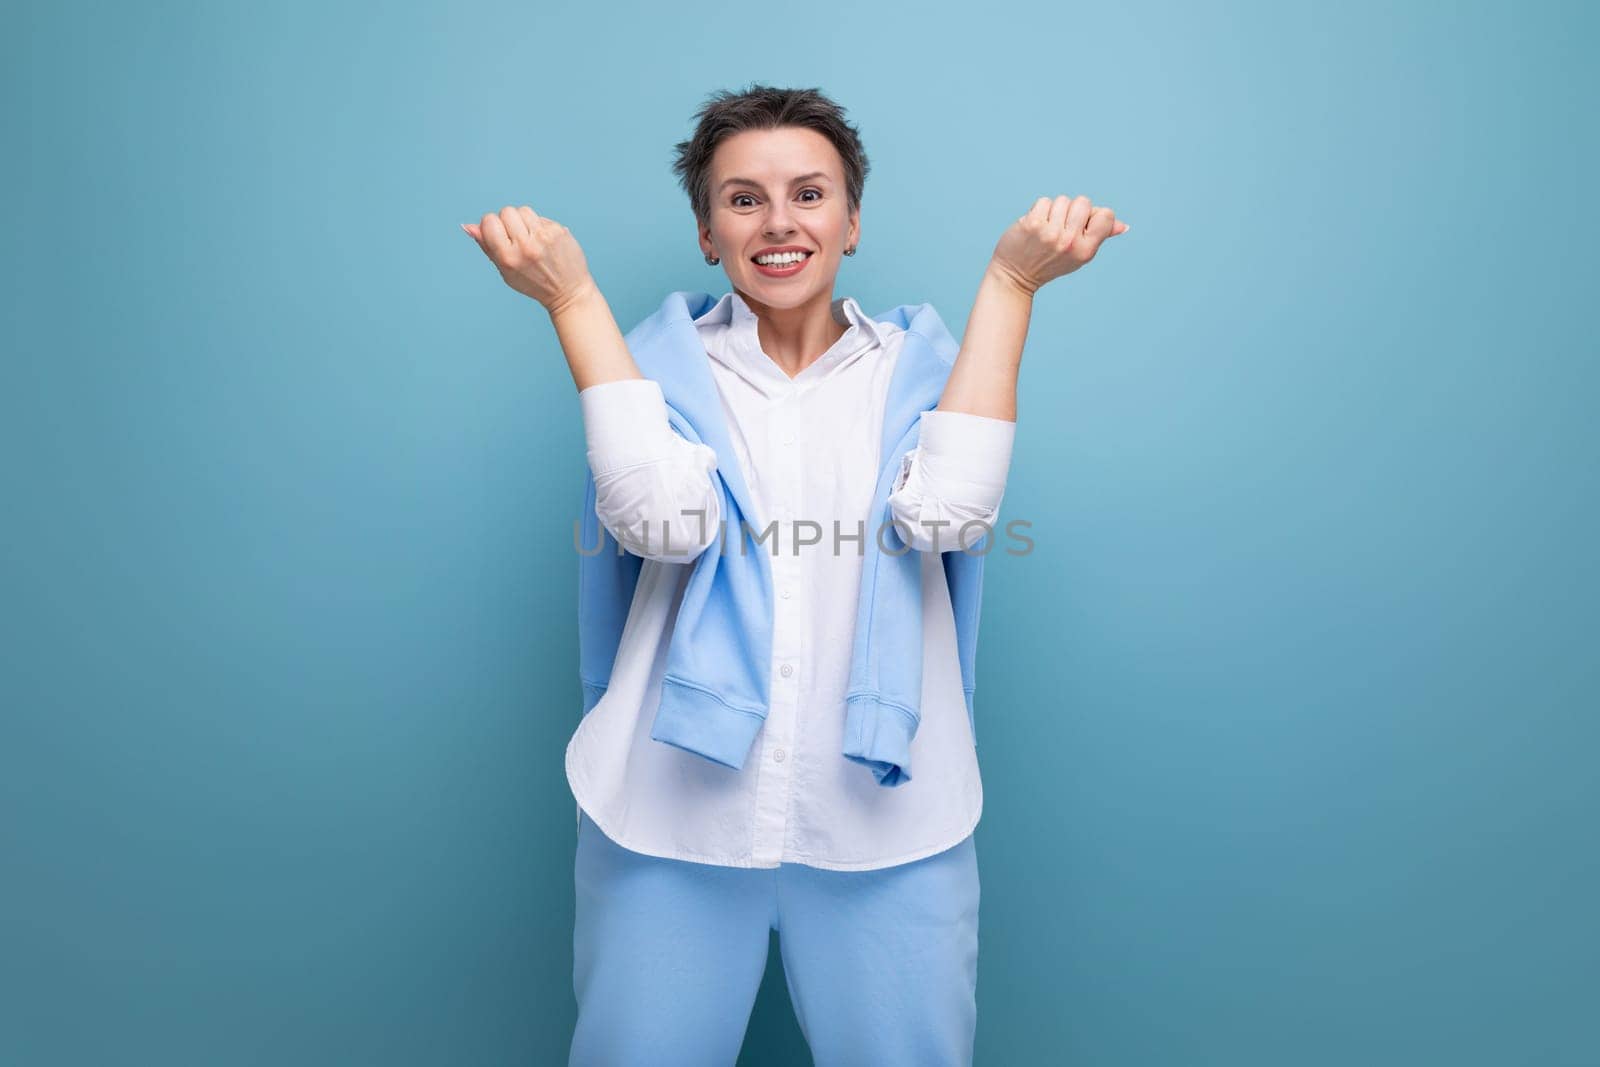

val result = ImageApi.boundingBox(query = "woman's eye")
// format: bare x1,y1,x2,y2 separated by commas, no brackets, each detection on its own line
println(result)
732,189,822,208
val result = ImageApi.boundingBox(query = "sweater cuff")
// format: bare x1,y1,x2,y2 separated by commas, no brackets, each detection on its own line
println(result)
578,378,683,475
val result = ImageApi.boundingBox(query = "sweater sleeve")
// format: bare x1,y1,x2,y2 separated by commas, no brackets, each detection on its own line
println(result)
886,409,1016,553
579,378,722,563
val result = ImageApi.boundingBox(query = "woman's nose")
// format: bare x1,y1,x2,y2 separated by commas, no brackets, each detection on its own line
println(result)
763,207,796,235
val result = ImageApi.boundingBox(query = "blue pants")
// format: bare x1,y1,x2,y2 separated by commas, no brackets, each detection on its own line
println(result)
570,810,980,1066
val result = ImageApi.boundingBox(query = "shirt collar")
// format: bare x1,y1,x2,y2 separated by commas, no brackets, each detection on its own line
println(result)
692,290,894,386
693,289,896,343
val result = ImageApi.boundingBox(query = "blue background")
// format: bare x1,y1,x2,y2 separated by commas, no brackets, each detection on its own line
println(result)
4,0,1595,1064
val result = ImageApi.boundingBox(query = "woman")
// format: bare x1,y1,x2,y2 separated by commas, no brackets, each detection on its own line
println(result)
465,84,1126,1067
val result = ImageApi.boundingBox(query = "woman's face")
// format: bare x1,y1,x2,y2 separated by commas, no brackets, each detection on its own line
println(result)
699,126,859,312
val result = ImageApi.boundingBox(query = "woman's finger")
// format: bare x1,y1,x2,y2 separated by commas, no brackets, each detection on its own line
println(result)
499,205,528,244
1064,196,1094,238
518,205,539,235
481,212,512,261
1096,207,1129,237
1046,195,1073,231
1085,206,1116,241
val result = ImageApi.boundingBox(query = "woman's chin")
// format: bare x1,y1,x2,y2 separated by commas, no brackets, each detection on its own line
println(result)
740,266,836,301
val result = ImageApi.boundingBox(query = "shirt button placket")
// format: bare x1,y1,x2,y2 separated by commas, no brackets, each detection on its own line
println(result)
752,386,804,867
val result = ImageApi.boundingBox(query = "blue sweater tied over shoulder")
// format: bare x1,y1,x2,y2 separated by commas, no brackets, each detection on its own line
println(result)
577,290,988,787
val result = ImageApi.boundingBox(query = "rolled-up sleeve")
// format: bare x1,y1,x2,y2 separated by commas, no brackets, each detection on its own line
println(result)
579,378,722,563
886,409,1016,552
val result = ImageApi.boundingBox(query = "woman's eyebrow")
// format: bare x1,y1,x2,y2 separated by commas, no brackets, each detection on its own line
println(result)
718,172,832,193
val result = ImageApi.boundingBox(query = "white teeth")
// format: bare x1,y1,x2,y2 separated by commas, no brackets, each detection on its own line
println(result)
755,251,810,266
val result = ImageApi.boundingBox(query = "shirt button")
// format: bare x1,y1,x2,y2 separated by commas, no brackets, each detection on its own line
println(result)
781,588,792,599
782,430,796,445
780,663,794,678
773,748,786,762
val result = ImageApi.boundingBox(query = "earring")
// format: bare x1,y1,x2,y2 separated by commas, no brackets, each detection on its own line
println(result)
844,246,857,256
705,252,720,266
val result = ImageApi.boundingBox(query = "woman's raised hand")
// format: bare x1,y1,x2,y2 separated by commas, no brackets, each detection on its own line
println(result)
988,195,1129,296
462,206,595,314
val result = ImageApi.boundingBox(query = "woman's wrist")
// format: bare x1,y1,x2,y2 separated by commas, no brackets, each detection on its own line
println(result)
546,274,602,321
983,257,1039,300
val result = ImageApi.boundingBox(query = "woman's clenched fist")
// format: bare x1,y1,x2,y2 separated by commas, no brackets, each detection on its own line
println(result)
462,206,594,314
989,195,1129,296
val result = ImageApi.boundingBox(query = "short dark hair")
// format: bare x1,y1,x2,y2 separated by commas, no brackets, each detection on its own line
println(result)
670,83,870,229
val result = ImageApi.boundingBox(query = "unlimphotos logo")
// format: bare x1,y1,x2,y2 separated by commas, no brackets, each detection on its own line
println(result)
574,509,1035,558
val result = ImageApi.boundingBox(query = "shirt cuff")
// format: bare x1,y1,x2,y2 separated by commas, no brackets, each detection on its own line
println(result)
578,378,685,475
904,409,1016,509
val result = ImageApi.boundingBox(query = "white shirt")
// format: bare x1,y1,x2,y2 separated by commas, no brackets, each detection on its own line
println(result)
565,290,1017,871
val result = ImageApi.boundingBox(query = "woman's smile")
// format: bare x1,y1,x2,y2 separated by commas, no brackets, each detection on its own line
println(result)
751,250,815,278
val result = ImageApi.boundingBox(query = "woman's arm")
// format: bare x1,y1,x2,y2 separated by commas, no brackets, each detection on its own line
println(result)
462,205,644,393
547,280,650,393
464,204,721,562
935,266,1032,422
580,379,724,563
935,194,1129,422
887,195,1127,553
887,409,1016,553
